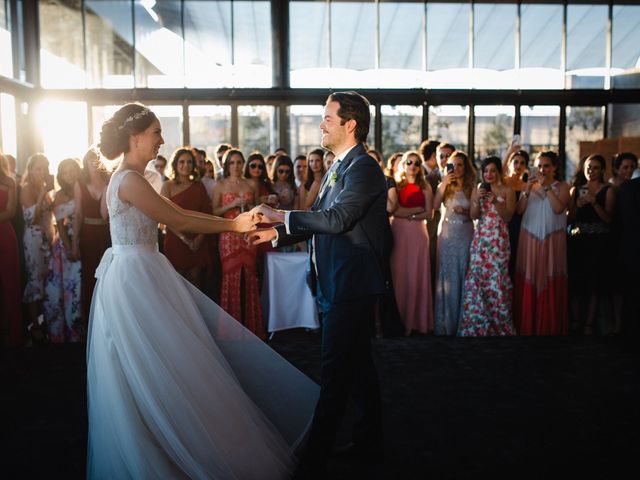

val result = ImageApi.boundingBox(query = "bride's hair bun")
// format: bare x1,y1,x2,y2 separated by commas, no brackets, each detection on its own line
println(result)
98,103,157,160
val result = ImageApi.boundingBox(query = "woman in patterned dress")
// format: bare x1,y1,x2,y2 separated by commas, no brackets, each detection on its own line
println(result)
212,148,265,338
43,158,83,342
433,151,476,336
458,156,516,337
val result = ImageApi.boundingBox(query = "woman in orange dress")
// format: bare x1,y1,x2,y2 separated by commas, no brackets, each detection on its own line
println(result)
73,149,110,328
161,148,211,290
212,149,264,339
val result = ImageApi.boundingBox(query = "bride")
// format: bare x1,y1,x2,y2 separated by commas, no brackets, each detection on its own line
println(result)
87,103,318,479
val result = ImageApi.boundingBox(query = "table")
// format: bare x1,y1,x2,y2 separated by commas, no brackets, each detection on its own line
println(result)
261,252,319,333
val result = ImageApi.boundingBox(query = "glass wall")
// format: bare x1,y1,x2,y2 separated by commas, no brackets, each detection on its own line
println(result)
147,105,183,160
565,106,604,181
289,105,323,157
566,4,608,89
611,5,640,89
473,3,516,88
520,105,560,159
426,3,469,88
0,93,17,156
232,1,272,87
474,106,515,161
238,106,276,156
608,104,640,138
0,0,12,77
35,100,88,173
428,105,469,154
381,105,421,159
188,105,231,161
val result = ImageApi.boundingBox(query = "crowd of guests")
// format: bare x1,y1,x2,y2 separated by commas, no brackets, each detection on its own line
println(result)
1,138,639,346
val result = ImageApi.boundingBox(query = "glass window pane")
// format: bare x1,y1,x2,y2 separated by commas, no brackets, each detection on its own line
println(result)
0,93,17,156
39,0,85,88
608,104,640,138
381,105,422,160
91,105,120,146
331,1,375,71
427,3,469,71
238,106,276,156
428,105,469,154
519,3,563,89
85,1,134,88
473,105,515,162
147,105,183,160
612,5,640,89
232,1,272,87
520,105,560,158
0,0,12,77
188,105,231,161
290,0,329,84
379,2,423,71
565,106,604,182
289,105,323,158
473,3,515,71
134,0,184,88
566,5,607,89
36,100,88,173
184,1,232,88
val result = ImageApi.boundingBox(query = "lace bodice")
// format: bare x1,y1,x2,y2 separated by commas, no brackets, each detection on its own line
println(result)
107,170,158,246
442,191,471,223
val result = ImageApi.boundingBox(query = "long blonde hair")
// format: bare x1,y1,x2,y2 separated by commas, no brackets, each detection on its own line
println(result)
21,153,49,187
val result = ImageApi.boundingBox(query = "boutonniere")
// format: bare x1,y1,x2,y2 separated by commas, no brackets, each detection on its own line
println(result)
328,171,338,188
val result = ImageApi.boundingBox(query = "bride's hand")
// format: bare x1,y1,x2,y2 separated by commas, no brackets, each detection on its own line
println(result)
249,204,285,224
233,211,260,233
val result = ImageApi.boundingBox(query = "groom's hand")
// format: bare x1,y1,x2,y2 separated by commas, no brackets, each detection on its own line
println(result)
250,204,286,224
248,228,278,246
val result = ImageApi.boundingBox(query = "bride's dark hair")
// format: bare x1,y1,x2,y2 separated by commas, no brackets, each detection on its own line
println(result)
99,103,158,160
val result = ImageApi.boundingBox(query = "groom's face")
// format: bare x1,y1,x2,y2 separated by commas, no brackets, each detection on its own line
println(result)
320,101,349,152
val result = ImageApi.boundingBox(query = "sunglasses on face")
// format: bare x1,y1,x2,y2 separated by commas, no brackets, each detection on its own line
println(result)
405,159,421,166
249,163,264,170
277,169,291,175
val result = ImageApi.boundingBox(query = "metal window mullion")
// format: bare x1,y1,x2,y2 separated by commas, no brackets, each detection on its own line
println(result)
468,105,474,162
559,105,567,180
230,104,239,148
374,103,382,153
421,102,428,142
182,102,189,146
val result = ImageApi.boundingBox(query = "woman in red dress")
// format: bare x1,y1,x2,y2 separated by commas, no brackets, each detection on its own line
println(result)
212,149,265,339
0,153,22,345
161,148,211,290
73,149,110,328
390,151,434,335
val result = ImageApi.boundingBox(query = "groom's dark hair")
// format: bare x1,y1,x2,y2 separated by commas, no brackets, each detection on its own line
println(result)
327,91,370,144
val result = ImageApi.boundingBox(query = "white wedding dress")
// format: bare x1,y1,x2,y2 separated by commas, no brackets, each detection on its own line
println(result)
87,169,318,479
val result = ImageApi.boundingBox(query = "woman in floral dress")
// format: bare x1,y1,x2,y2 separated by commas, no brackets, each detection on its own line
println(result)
458,157,516,337
44,158,83,342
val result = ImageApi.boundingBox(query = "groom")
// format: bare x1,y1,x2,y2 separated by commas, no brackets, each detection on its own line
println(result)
251,91,387,477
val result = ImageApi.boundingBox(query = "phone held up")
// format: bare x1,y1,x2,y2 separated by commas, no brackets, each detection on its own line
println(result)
480,182,491,192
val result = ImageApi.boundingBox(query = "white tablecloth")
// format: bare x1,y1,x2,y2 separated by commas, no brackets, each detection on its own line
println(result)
261,252,319,332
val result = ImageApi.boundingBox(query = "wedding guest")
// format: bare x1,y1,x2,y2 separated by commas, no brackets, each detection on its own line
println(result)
458,157,516,337
323,151,335,171
214,143,231,179
44,158,83,342
212,149,264,338
514,151,570,335
154,154,169,181
433,151,475,335
73,149,110,329
386,152,403,179
0,153,22,345
271,155,298,210
420,140,442,292
20,153,54,342
567,154,615,335
390,151,434,335
369,149,398,214
436,142,455,173
265,154,277,178
161,148,211,290
294,154,308,188
299,149,325,210
503,149,530,278
610,152,638,333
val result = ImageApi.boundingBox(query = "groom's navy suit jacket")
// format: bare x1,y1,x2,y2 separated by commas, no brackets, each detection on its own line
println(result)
275,143,388,305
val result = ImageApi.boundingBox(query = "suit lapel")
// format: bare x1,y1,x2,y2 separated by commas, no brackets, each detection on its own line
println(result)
314,144,364,209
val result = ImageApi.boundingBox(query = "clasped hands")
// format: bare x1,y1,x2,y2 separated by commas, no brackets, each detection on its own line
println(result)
235,204,286,245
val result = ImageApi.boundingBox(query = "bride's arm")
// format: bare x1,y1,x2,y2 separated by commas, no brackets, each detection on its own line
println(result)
119,171,253,234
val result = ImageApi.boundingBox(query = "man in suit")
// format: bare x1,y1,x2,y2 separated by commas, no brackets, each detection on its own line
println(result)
250,91,386,477
617,176,640,336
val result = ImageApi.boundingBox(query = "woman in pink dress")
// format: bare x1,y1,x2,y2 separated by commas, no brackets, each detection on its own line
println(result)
458,157,516,337
0,153,22,345
390,151,434,335
514,151,570,335
161,148,211,290
212,149,265,339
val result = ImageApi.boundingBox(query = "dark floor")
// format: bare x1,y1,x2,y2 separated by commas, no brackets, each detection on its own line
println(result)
2,332,639,479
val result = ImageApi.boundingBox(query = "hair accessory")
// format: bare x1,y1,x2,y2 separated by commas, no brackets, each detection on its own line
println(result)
118,108,150,130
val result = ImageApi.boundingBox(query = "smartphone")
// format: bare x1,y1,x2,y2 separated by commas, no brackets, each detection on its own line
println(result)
579,186,589,198
446,163,454,174
45,173,55,192
522,172,529,183
511,134,521,147
480,182,491,192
